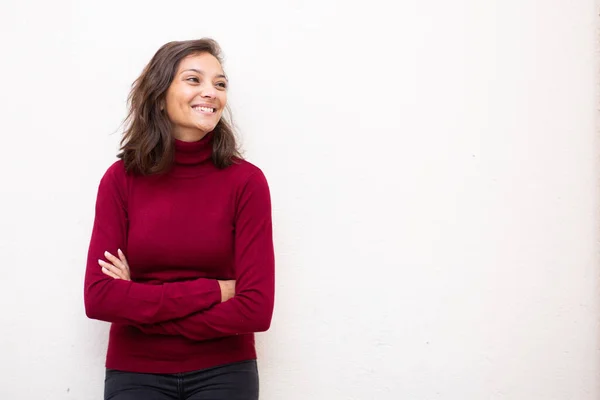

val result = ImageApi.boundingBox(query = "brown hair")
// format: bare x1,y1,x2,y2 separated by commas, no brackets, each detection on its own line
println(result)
118,38,241,175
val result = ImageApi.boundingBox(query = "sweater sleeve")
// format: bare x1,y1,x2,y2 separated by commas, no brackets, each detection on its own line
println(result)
84,162,222,325
137,170,275,340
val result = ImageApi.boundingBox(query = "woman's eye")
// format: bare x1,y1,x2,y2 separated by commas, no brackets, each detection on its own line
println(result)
216,82,228,89
186,77,200,83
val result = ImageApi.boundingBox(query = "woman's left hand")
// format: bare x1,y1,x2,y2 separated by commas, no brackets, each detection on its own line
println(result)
99,249,131,281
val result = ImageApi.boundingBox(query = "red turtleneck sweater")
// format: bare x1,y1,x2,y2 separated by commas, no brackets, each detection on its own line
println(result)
84,132,275,373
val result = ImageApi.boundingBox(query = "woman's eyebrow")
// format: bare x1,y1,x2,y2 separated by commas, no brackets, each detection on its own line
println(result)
181,68,228,80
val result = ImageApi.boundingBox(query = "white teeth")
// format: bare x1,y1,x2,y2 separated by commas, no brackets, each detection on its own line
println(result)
193,106,215,113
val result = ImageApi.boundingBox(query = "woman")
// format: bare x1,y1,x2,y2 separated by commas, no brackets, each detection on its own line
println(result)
84,38,275,400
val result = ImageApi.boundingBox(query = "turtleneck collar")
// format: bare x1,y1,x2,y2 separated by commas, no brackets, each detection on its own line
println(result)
173,131,214,166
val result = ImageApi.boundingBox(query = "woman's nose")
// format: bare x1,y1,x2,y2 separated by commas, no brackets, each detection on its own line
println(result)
200,84,217,98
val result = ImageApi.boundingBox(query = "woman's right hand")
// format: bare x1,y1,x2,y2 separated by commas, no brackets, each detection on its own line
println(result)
218,280,236,302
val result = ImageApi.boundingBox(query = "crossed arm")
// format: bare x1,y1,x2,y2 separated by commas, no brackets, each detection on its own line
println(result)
84,162,275,340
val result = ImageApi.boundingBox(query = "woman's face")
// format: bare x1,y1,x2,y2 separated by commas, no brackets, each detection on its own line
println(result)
164,52,228,141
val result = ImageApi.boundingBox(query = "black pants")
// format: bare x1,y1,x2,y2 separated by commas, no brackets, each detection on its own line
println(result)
104,360,259,400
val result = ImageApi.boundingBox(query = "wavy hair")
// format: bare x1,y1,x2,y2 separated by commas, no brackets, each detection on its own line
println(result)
118,38,240,175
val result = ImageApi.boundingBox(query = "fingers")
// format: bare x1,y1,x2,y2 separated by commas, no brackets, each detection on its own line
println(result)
217,280,236,302
98,259,126,279
117,249,130,269
99,250,131,281
117,249,127,263
104,251,126,270
101,266,120,280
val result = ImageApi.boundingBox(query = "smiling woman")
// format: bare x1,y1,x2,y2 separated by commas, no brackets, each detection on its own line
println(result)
165,53,229,142
118,39,240,175
84,39,274,400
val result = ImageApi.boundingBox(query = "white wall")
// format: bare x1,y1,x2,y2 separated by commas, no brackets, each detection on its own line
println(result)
0,1,598,399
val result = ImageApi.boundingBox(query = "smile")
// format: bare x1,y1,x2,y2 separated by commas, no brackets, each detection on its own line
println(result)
192,105,216,114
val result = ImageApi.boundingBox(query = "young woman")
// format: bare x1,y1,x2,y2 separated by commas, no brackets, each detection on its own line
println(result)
84,38,275,400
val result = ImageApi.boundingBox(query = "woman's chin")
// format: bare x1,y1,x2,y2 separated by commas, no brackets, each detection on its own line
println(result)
196,124,217,135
